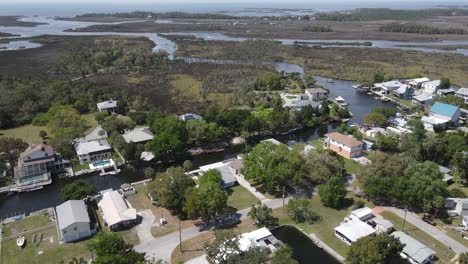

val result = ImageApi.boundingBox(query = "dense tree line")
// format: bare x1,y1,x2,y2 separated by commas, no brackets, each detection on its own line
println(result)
380,23,466,35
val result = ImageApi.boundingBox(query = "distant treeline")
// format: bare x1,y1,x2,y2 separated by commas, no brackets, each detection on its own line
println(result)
379,23,466,35
315,8,468,21
76,11,240,20
302,25,333,32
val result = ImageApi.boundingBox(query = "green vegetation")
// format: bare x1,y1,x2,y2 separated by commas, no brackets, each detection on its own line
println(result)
347,234,404,264
88,232,145,263
316,8,468,21
2,214,51,237
248,202,278,228
61,180,97,201
380,23,466,35
318,175,347,209
286,197,321,224
227,185,260,210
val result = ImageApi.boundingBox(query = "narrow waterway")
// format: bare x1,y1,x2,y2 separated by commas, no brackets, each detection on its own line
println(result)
0,16,394,217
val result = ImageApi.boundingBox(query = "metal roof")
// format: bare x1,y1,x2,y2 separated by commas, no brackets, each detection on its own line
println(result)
392,231,435,264
430,102,460,118
97,190,137,227
56,200,90,230
75,140,111,155
334,218,375,243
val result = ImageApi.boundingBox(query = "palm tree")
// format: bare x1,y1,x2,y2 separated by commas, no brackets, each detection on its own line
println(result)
98,130,106,139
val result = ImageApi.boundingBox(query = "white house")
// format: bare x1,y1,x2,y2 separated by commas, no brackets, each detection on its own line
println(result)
122,127,154,144
238,227,282,252
456,88,468,103
350,207,374,221
406,77,430,89
421,80,440,94
437,88,456,96
412,94,433,107
98,190,137,231
75,139,112,164
179,113,203,122
305,88,328,101
56,200,94,243
392,231,435,264
334,217,376,245
324,132,363,159
97,99,117,113
190,159,238,189
378,80,404,94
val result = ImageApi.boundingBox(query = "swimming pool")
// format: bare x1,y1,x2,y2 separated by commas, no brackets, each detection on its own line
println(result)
93,160,111,167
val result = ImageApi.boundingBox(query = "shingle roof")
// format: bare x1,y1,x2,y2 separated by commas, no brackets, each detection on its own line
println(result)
430,102,460,118
325,132,362,147
392,231,435,264
122,127,154,143
56,200,90,230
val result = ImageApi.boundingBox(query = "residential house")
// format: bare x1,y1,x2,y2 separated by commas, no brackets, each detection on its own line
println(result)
422,102,461,131
370,217,394,234
14,144,70,187
179,113,203,122
406,77,430,89
437,88,456,96
97,99,117,113
238,228,282,252
412,94,433,107
334,217,376,245
56,200,95,243
456,88,468,103
377,80,404,94
122,127,154,144
350,207,374,221
391,231,435,264
192,159,239,189
98,190,137,231
421,80,440,94
393,84,413,99
305,88,328,101
324,132,363,159
75,139,112,164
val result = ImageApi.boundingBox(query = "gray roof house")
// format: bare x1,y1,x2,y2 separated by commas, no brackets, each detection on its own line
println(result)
56,200,93,243
75,139,112,164
122,127,154,144
391,231,435,264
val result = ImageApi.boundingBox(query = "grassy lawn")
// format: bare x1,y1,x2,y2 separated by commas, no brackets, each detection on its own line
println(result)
226,185,260,210
309,139,324,149
274,195,351,257
2,214,52,237
70,159,90,172
0,113,97,144
433,217,468,248
380,211,455,263
343,159,362,175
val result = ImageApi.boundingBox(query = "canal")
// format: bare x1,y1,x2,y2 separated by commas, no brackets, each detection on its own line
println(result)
271,225,341,264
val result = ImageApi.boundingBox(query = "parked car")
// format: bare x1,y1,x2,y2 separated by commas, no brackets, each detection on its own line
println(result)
148,191,161,207
422,214,436,226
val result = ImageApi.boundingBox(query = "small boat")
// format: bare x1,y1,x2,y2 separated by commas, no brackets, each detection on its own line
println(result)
16,236,25,248
327,78,334,83
367,92,373,95
374,96,380,100
381,96,390,102
203,148,225,154
341,118,350,123
352,84,362,89
334,96,348,106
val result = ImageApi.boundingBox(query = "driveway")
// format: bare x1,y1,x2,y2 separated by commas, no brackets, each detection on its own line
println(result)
135,209,155,243
384,207,468,255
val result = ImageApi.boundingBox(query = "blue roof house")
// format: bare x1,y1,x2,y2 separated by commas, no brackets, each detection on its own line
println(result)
429,102,461,123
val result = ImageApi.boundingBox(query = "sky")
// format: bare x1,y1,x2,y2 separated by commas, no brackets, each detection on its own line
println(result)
0,0,465,4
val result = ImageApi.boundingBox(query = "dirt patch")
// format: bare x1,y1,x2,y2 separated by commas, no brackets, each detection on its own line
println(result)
0,16,46,27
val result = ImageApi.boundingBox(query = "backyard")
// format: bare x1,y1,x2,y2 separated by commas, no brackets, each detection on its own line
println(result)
226,185,260,211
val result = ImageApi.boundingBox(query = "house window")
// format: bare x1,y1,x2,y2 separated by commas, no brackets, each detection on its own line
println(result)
74,227,77,231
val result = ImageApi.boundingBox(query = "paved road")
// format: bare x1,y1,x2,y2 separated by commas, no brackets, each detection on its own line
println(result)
134,199,287,262
385,207,468,255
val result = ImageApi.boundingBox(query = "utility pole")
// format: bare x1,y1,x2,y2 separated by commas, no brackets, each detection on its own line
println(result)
178,218,182,252
402,208,407,232
282,185,285,214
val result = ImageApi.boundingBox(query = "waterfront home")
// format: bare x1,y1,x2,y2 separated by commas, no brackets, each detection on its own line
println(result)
122,127,154,144
392,84,413,99
305,87,328,101
56,200,95,243
14,144,71,188
324,132,363,159
406,77,430,89
98,190,137,231
334,217,376,245
179,113,203,122
75,139,112,164
97,99,117,113
391,231,435,264
437,88,456,96
412,93,433,107
375,80,404,94
455,88,468,103
421,102,461,131
350,207,374,221
238,227,282,252
421,80,440,94
364,127,386,138
189,159,238,189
